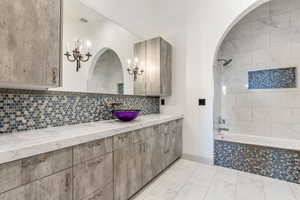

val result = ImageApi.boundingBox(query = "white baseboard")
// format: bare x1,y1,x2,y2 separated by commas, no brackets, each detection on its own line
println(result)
182,154,214,165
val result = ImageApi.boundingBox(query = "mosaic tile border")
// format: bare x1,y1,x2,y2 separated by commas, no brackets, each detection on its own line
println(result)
248,67,297,89
214,139,300,184
0,89,160,134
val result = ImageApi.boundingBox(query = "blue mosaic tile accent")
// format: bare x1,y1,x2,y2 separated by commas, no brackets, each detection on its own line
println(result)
0,90,159,134
214,140,300,184
248,67,297,89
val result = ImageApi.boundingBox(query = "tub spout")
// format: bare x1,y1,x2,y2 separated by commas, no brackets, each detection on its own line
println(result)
218,128,230,132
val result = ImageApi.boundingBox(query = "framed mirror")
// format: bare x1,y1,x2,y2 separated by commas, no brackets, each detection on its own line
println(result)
52,0,143,95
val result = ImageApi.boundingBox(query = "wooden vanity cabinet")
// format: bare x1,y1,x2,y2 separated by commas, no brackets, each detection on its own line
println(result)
134,37,172,96
72,137,113,200
0,0,62,88
113,120,182,200
0,119,182,200
0,148,73,200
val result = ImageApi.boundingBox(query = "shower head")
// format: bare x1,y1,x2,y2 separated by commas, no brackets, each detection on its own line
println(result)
217,58,233,67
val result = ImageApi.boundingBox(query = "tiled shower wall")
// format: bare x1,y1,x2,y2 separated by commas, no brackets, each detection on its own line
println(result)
216,0,300,140
0,89,159,134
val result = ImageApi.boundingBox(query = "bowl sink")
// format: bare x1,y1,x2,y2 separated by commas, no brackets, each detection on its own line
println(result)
113,110,141,122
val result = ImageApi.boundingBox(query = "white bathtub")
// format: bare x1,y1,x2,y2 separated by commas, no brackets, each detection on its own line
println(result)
215,133,300,151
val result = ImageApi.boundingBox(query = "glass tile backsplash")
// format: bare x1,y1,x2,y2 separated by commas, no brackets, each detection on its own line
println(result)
0,89,159,134
248,67,297,89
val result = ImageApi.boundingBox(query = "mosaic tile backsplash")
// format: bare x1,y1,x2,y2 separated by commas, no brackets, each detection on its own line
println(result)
0,89,159,134
214,140,300,184
248,67,297,89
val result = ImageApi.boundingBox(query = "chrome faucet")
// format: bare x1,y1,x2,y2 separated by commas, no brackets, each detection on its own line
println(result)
100,102,123,120
218,128,230,132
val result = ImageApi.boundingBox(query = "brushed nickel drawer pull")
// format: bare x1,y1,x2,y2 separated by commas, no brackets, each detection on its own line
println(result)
88,158,103,167
88,140,103,148
65,173,71,192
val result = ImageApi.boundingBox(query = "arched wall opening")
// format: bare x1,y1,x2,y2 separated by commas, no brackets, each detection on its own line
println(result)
213,0,300,143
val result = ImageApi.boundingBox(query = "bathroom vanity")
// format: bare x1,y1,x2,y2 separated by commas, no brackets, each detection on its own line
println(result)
0,114,183,200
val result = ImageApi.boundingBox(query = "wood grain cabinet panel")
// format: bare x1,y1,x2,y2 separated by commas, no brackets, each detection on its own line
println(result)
0,148,72,194
81,183,113,200
114,141,143,200
141,126,164,185
134,37,172,96
134,41,147,96
73,153,113,200
0,0,61,88
0,169,72,200
73,137,113,164
175,120,183,158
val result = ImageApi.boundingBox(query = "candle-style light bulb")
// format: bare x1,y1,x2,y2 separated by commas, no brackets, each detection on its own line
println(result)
66,43,70,52
86,40,92,52
128,59,132,65
134,57,139,63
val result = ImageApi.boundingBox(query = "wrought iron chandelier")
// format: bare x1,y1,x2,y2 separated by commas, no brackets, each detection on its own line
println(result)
64,40,92,72
127,57,144,81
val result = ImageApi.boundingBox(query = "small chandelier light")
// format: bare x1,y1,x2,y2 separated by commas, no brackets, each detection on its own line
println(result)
127,57,144,81
64,40,92,72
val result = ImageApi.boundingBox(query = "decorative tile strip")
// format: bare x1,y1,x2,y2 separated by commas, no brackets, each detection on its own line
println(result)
214,139,300,184
248,67,296,89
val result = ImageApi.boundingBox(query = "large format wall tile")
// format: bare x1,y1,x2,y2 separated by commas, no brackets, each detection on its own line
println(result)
0,89,159,134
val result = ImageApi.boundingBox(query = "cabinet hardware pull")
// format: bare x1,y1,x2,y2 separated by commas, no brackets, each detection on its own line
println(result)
65,173,71,191
52,68,57,84
88,158,103,167
88,141,103,148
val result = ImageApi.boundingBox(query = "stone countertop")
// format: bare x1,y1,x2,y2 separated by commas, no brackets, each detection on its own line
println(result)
0,114,183,165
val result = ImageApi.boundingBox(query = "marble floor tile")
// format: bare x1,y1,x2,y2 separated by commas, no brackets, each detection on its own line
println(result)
133,159,299,200
236,171,264,200
263,177,296,200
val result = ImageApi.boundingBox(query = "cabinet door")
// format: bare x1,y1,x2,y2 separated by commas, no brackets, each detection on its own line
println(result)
160,38,172,96
114,142,143,200
0,169,72,200
134,41,147,95
175,120,183,158
0,0,61,87
146,38,161,96
160,122,172,168
0,148,72,194
141,126,164,185
73,153,113,200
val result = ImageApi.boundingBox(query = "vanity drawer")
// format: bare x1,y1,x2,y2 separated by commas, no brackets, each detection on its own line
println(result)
0,169,72,200
73,153,113,200
0,148,72,194
113,132,135,150
73,137,113,164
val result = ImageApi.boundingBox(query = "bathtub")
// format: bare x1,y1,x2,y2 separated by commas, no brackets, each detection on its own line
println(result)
215,133,300,151
214,133,300,184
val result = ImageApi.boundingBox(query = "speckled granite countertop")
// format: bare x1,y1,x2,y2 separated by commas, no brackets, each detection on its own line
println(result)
0,114,183,165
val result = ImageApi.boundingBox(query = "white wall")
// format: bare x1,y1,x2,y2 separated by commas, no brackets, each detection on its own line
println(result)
184,0,270,161
81,0,271,161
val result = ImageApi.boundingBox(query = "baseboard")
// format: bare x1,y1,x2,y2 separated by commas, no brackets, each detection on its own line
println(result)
182,154,214,165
